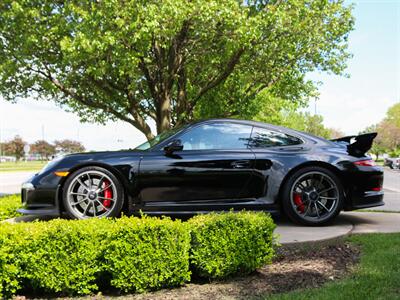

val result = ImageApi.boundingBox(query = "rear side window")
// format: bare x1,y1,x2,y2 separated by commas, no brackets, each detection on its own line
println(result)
249,127,302,148
179,122,252,150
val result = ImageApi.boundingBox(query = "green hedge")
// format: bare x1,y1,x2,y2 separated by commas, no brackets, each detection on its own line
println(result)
0,212,275,298
0,194,22,221
189,211,276,278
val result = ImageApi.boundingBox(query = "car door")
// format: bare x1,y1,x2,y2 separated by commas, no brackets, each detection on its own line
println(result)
138,122,256,211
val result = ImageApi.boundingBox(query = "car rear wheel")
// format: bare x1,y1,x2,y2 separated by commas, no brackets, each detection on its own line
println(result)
282,166,344,226
62,166,124,219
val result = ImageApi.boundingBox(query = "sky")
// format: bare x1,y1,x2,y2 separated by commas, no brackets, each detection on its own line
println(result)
0,0,399,151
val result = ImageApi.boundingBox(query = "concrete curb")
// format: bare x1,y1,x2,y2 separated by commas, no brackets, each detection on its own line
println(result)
275,218,354,245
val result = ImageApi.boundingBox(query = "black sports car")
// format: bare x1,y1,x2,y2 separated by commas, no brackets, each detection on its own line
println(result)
19,119,384,225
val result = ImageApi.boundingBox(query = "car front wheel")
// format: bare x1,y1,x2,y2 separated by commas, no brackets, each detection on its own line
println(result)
62,166,124,219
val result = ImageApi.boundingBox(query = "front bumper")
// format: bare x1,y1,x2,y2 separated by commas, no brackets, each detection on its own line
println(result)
18,181,61,216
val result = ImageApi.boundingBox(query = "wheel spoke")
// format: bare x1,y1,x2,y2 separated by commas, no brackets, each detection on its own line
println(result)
71,198,87,206
317,175,324,189
319,187,335,194
77,178,90,190
303,201,311,216
314,202,320,218
70,192,87,197
98,196,115,201
93,202,97,217
96,199,110,211
83,202,91,216
87,173,93,189
305,179,311,187
317,201,331,212
296,182,307,191
319,196,337,200
97,184,112,194
97,176,105,189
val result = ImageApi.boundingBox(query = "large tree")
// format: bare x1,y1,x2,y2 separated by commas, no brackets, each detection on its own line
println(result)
54,139,85,154
361,103,400,159
0,0,354,140
3,136,26,161
385,103,400,128
31,140,56,160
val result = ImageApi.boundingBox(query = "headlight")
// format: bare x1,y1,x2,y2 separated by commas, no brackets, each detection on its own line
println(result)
21,182,35,190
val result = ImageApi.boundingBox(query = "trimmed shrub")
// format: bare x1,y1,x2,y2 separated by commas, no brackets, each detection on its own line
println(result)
0,194,22,221
0,216,191,297
23,219,109,295
104,216,191,292
189,211,276,279
0,211,276,297
0,219,109,297
0,223,27,298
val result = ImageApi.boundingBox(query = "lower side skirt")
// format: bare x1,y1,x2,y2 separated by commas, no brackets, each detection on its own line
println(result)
132,198,280,216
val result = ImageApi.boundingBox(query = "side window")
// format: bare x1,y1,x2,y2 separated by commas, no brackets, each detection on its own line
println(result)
179,123,252,150
249,127,303,148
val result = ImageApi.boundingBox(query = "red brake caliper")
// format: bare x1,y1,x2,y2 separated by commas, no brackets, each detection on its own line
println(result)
293,192,305,213
102,179,112,209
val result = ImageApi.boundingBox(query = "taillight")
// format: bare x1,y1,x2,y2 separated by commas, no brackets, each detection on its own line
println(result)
371,187,382,192
353,159,376,167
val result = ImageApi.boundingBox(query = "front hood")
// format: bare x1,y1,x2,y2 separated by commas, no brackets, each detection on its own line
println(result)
40,150,144,174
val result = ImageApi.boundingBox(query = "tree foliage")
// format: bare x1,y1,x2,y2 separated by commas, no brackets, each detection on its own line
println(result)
361,103,400,159
31,140,56,160
54,139,85,154
253,94,337,139
2,136,26,160
386,103,400,128
0,0,354,139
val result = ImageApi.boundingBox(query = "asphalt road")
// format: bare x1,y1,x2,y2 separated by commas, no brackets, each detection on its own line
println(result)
381,167,400,211
0,167,399,210
0,171,35,196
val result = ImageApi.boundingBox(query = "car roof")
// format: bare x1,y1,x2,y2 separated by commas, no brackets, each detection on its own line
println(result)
191,118,330,144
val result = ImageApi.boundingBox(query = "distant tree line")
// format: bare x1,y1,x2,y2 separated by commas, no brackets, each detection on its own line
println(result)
361,103,400,160
253,92,344,139
0,138,85,161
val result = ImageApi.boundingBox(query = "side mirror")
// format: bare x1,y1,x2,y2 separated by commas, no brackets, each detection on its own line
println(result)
164,139,183,154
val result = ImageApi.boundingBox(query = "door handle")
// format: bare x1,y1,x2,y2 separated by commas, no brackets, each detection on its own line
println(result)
231,160,251,169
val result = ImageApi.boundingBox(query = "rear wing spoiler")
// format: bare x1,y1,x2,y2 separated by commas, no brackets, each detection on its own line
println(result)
331,132,377,157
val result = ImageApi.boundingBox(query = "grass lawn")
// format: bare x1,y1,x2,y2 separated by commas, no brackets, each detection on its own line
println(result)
0,161,46,172
269,233,400,300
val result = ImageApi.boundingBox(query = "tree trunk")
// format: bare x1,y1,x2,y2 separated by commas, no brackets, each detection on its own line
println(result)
157,91,172,134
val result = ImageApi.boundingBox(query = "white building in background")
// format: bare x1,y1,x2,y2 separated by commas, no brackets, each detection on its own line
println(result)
0,156,17,162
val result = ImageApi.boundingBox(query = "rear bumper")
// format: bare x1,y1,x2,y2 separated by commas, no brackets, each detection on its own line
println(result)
347,190,385,210
343,166,385,210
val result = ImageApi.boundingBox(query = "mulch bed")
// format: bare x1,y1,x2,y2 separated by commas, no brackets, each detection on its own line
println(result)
17,240,360,300
106,240,360,300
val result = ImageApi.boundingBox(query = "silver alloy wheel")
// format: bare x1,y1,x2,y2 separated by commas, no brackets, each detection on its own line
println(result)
289,171,340,222
65,170,118,219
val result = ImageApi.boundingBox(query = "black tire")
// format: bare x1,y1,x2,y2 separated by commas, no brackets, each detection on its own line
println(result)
281,166,344,226
62,166,124,219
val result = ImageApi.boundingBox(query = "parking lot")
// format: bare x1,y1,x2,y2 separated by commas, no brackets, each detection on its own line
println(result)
381,168,400,211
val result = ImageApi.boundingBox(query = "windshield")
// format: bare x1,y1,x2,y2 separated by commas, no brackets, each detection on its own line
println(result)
135,125,187,150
